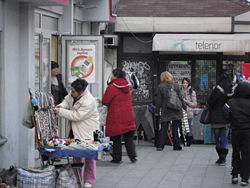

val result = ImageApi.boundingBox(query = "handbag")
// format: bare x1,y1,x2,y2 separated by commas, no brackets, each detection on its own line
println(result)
167,85,182,110
200,106,211,124
22,100,35,129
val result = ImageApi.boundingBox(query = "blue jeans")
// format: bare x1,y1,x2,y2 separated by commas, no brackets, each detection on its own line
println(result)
212,128,228,149
186,118,193,137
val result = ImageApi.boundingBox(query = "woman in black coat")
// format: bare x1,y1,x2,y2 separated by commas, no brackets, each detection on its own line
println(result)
156,71,186,151
207,72,232,166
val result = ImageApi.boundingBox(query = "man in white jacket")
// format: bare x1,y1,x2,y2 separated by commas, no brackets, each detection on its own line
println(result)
54,78,99,188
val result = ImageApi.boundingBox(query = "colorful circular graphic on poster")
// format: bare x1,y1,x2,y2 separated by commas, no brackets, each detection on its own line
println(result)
71,56,94,78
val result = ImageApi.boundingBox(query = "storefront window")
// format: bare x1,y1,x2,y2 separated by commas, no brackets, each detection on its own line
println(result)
74,21,82,35
195,60,216,105
42,15,58,31
167,61,191,85
35,13,41,28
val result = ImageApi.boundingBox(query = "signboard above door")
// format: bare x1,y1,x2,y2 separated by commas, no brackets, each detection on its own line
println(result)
153,34,250,52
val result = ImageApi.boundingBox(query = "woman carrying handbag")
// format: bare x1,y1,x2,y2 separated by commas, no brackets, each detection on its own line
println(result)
155,71,186,151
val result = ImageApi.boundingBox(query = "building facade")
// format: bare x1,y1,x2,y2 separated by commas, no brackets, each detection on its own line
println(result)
0,0,117,168
115,0,250,106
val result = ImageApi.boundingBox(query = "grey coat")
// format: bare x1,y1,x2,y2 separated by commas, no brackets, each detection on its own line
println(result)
156,82,186,122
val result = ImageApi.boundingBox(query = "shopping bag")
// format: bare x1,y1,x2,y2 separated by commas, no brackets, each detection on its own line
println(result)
17,166,56,188
22,100,35,129
200,107,211,124
56,165,78,188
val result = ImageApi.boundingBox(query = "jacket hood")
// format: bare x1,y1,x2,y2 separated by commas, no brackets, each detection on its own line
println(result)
109,78,130,93
234,81,250,98
218,72,233,94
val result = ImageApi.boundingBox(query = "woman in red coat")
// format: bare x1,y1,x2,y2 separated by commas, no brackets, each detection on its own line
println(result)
101,68,137,163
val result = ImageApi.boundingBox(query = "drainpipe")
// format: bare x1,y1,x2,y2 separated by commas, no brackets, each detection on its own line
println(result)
231,16,235,33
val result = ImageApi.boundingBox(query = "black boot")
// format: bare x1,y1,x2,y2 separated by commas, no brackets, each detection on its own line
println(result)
215,147,221,164
186,136,193,147
218,148,228,166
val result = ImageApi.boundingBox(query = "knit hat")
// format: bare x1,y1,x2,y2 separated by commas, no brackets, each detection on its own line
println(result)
51,61,59,69
71,78,88,93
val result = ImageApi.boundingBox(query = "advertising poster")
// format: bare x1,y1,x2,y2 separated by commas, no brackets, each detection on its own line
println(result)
242,63,250,81
67,44,96,83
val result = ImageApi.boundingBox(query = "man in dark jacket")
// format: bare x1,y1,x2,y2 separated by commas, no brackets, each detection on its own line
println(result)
207,72,232,166
224,81,250,186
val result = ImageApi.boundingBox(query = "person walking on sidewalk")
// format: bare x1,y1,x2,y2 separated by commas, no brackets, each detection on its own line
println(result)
207,72,232,166
181,78,197,146
155,71,186,151
223,80,250,186
101,68,137,163
54,78,99,188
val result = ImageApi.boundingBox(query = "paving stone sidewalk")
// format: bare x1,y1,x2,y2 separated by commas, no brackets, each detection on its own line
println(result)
94,142,246,188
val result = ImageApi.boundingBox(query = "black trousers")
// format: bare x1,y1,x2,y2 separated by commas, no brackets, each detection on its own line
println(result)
158,120,182,149
110,131,137,162
231,130,250,180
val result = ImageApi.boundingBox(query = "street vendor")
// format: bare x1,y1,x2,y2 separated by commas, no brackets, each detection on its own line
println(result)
53,78,99,188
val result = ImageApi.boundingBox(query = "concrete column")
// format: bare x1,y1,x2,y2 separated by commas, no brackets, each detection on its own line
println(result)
0,1,20,168
18,3,35,168
61,0,73,34
0,1,36,169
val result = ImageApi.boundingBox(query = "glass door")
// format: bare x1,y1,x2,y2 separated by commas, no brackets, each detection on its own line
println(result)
42,36,51,93
34,33,51,92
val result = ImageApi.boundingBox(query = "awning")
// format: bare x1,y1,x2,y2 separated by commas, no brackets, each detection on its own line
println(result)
49,0,69,6
17,0,69,6
153,34,250,52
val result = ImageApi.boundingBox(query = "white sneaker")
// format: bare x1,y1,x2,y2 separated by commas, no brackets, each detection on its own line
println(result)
84,182,93,188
